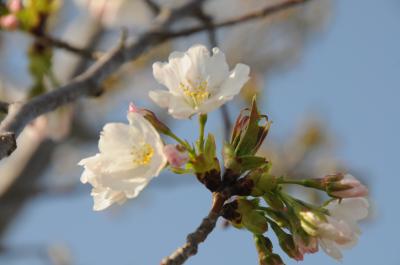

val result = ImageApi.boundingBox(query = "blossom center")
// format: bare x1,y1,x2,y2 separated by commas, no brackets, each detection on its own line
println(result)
180,80,210,107
132,143,154,165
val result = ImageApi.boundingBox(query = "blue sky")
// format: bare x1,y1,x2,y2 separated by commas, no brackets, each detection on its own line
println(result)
2,0,400,264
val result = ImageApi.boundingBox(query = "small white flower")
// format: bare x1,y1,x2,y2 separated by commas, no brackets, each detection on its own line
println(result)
150,44,250,119
79,112,167,211
300,198,369,260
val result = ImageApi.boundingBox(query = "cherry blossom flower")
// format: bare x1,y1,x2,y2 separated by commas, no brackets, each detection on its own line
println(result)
150,44,250,119
79,112,167,211
300,198,369,260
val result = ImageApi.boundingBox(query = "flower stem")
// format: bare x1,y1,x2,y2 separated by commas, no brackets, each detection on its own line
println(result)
278,177,323,190
167,132,195,156
198,114,207,153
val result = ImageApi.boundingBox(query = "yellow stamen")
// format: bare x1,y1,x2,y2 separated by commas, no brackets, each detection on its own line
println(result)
132,143,154,165
180,80,210,107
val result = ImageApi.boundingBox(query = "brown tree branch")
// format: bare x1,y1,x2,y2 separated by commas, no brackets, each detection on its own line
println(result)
0,0,310,160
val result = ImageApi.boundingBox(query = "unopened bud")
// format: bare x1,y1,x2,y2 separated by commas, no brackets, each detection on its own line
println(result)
327,174,368,198
163,144,189,168
128,103,172,135
322,173,344,184
232,98,271,156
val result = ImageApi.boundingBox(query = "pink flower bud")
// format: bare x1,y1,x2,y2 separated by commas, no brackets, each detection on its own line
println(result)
163,144,189,168
8,0,22,12
330,174,368,198
0,14,19,30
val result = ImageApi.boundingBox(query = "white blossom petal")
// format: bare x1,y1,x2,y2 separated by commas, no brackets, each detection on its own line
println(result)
204,47,230,88
149,90,171,108
168,95,197,119
92,187,127,211
319,238,343,261
98,123,139,155
327,197,369,222
216,63,250,100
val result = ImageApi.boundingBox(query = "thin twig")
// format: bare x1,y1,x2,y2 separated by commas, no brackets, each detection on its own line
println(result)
163,0,310,38
0,0,309,160
34,34,102,60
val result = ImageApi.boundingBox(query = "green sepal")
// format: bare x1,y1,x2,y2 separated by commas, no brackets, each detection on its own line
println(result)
263,191,285,211
238,155,268,172
235,97,261,156
222,142,241,173
204,133,216,161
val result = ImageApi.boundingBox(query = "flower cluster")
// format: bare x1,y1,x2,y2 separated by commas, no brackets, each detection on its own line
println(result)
79,44,369,264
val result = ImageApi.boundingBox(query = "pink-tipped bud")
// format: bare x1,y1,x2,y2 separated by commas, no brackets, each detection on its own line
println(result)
128,102,139,113
329,174,368,198
163,144,189,168
128,102,172,135
8,0,22,12
0,14,19,30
